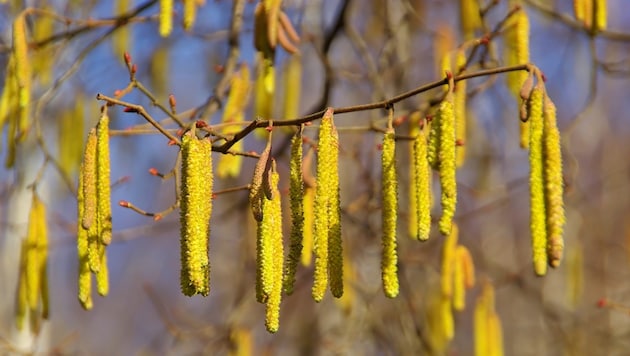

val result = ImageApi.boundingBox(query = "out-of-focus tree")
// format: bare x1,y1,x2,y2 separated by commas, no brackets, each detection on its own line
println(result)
1,0,630,354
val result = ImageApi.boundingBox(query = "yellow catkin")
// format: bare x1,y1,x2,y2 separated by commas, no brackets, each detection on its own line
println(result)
25,195,47,312
218,65,250,178
426,285,453,352
159,0,173,37
229,327,252,356
113,0,130,57
543,96,564,268
460,0,482,40
97,111,112,245
413,121,432,241
249,138,271,222
334,250,356,314
453,245,474,311
149,45,169,99
33,9,54,86
504,7,530,100
454,50,467,167
441,223,459,298
253,55,274,139
312,109,335,302
13,13,31,141
59,98,85,177
439,293,455,341
594,0,606,31
381,130,399,298
179,132,213,296
183,0,197,31
256,163,277,303
487,311,504,356
263,0,282,48
77,159,93,310
283,128,304,295
96,250,109,296
475,281,502,356
408,112,420,239
474,290,488,356
458,245,476,288
327,122,343,299
301,183,315,266
264,168,283,333
81,129,102,274
574,0,586,26
528,87,547,276
283,54,301,121
433,24,455,78
438,98,457,235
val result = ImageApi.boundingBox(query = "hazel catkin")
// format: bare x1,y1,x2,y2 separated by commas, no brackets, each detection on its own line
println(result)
381,129,399,298
179,132,213,296
283,128,304,295
413,121,432,241
528,87,547,276
96,110,112,245
438,98,457,235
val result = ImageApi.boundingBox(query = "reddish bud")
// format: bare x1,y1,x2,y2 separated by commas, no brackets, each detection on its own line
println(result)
425,115,433,123
153,214,163,221
124,52,132,66
148,168,159,176
445,71,453,80
456,139,465,147
265,125,273,132
212,193,218,199
195,120,208,128
131,64,137,74
168,94,176,109
480,36,490,45
176,128,184,137
123,107,139,113
167,139,177,146
376,143,383,151
304,121,312,126
541,72,547,82
214,64,224,73
119,176,131,183
114,89,122,97
119,200,130,208
392,115,407,127
597,298,608,308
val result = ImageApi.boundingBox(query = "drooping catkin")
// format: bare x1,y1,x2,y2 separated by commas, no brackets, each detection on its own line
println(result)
453,245,475,311
328,121,343,299
15,241,28,330
594,0,607,31
32,9,54,86
254,53,275,124
381,129,399,298
96,250,109,296
218,65,250,178
82,129,101,273
249,138,272,222
179,132,213,296
312,108,336,302
573,0,592,28
97,110,112,245
77,159,93,310
159,0,173,37
460,0,482,40
475,281,503,356
301,182,315,266
284,128,304,295
528,87,547,276
25,194,48,312
441,223,459,298
264,167,284,333
504,7,530,100
438,97,457,235
113,0,130,57
283,54,301,121
183,0,197,31
59,98,85,177
412,120,432,241
543,96,565,268
13,14,30,131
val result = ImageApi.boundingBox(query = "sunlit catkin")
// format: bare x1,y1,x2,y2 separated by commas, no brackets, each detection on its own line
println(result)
218,65,250,178
504,7,530,99
82,129,101,273
381,129,399,298
438,98,457,235
180,132,213,296
543,96,565,268
77,160,93,310
25,194,48,312
594,0,607,31
97,110,112,245
475,281,503,356
263,167,283,333
283,54,301,121
528,87,547,276
441,223,459,298
413,122,432,241
573,0,591,28
13,14,31,143
283,128,304,295
301,183,315,266
159,0,172,37
96,251,109,296
453,245,474,311
312,108,336,302
328,122,343,299
460,0,482,40
183,0,197,31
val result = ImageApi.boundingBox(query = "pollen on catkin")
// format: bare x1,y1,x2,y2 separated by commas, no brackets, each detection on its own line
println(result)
159,0,173,37
381,129,399,298
504,7,530,100
528,87,547,276
82,129,102,273
263,167,283,333
438,98,457,235
312,108,335,302
413,121,432,241
256,160,281,303
543,96,565,268
77,160,93,310
96,110,112,245
283,128,304,295
179,132,213,296
594,0,607,31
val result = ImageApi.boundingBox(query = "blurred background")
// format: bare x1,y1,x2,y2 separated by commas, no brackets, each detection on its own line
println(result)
1,0,630,354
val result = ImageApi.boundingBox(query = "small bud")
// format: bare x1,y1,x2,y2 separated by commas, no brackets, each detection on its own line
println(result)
169,94,177,111
119,200,129,208
131,64,137,74
114,90,122,97
195,120,207,128
123,107,138,113
124,52,132,66
153,214,162,221
214,64,224,73
597,298,607,308
148,168,159,176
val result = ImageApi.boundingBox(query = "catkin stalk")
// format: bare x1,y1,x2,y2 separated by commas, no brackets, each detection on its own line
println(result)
543,97,565,268
381,130,399,298
180,133,213,296
528,87,547,276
